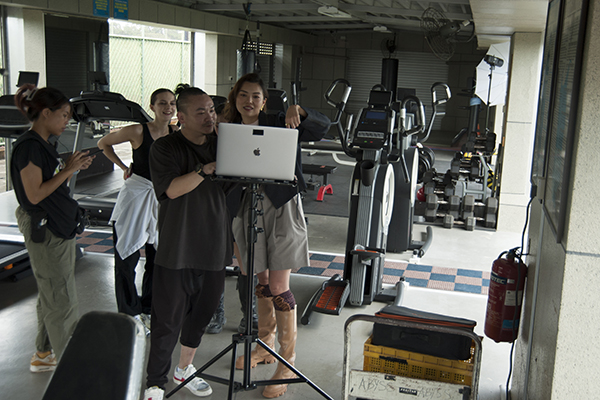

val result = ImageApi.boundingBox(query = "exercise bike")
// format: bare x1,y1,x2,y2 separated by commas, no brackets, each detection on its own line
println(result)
301,80,431,324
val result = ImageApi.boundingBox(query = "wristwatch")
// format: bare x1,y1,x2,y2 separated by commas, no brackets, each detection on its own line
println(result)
195,162,207,178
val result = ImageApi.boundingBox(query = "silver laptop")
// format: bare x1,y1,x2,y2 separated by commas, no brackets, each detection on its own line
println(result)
215,123,299,181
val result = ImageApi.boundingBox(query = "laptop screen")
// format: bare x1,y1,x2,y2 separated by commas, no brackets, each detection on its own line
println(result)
215,123,298,182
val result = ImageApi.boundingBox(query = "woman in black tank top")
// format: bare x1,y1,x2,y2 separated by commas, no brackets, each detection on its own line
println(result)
98,89,176,178
96,88,176,332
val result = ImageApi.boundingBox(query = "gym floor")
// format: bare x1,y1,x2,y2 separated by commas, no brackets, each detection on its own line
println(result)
0,148,520,400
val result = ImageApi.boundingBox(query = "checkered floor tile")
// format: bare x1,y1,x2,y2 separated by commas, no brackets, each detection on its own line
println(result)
292,252,490,295
74,231,489,295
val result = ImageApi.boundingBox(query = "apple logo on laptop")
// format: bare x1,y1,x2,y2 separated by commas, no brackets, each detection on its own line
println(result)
253,148,261,156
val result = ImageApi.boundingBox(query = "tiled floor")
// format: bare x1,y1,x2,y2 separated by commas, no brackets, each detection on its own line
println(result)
76,229,492,296
0,158,521,400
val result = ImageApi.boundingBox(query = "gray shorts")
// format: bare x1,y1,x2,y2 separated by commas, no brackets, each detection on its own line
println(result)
232,190,309,274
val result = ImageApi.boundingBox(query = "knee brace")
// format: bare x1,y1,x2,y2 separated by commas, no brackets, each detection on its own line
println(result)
255,283,272,299
272,290,296,311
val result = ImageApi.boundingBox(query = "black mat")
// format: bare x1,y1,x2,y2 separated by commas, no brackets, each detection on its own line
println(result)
301,152,353,218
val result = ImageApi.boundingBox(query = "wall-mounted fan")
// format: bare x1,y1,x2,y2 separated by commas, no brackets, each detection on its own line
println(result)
420,7,474,61
380,35,397,58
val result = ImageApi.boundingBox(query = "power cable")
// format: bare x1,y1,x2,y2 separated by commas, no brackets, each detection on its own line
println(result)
504,191,535,399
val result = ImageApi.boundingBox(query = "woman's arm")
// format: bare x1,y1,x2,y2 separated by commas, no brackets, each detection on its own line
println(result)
20,151,94,205
285,105,307,129
286,105,332,142
97,124,144,178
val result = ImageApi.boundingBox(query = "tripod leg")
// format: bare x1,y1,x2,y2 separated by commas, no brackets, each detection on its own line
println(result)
235,295,277,369
263,307,297,398
237,274,258,333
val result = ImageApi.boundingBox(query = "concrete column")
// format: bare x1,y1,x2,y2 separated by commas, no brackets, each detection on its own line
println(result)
513,1,600,398
5,8,47,91
547,0,600,396
193,31,206,90
202,33,218,95
496,33,543,233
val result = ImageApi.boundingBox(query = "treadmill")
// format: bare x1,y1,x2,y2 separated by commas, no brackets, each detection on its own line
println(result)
69,91,152,223
0,90,151,280
0,94,33,281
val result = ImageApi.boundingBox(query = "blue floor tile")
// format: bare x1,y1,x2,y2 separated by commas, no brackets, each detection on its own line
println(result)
457,269,483,278
430,273,455,282
383,268,404,277
296,266,326,275
406,264,433,272
404,277,428,287
84,232,113,239
310,253,336,262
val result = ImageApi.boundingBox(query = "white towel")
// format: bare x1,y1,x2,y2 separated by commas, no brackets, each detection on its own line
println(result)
110,174,158,259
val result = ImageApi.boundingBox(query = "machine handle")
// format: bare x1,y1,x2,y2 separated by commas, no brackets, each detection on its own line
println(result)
325,78,352,111
420,82,452,143
431,82,451,106
400,95,426,137
324,79,356,158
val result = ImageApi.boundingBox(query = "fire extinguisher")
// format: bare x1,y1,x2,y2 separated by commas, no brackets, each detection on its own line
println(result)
484,248,527,343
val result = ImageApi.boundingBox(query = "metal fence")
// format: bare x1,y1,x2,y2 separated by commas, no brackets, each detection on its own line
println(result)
109,35,190,124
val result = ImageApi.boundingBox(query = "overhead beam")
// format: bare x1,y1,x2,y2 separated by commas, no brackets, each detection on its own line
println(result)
257,15,360,22
192,3,317,12
341,5,471,20
286,22,373,30
423,0,470,4
285,18,422,30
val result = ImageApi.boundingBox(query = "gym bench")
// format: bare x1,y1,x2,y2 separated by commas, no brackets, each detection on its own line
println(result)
302,163,337,201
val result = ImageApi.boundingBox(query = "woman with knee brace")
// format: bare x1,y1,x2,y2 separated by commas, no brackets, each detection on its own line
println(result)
222,73,330,398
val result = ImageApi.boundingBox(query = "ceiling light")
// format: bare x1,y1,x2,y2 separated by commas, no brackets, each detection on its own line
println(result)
317,5,352,19
373,25,390,33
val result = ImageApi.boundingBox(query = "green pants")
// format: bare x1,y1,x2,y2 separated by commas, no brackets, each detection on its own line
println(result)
16,206,79,359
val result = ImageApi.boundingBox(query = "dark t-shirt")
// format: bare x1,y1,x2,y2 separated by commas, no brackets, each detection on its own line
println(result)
11,130,81,239
149,130,234,271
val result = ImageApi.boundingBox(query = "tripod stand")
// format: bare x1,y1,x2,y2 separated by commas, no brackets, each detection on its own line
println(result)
166,181,333,399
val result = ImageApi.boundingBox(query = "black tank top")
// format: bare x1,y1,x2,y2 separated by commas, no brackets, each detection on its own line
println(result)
131,124,173,181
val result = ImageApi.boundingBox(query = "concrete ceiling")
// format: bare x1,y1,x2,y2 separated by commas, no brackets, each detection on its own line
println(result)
155,0,549,49
470,0,549,48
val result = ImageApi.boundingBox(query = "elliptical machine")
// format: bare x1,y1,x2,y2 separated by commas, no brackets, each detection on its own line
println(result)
301,80,431,324
387,82,451,255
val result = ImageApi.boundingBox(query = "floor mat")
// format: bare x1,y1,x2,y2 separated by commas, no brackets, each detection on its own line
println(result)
77,230,489,295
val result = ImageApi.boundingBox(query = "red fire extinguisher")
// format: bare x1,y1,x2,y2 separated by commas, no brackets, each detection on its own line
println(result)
484,249,527,343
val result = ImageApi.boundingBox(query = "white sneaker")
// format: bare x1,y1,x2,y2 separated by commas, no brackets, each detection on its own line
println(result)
140,313,152,330
30,351,57,373
173,364,212,397
143,386,164,400
134,314,151,337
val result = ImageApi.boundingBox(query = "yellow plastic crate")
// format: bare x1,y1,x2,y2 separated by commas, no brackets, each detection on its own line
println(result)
363,335,476,386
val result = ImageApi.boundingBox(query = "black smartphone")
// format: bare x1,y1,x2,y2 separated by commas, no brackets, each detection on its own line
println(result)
86,148,103,156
